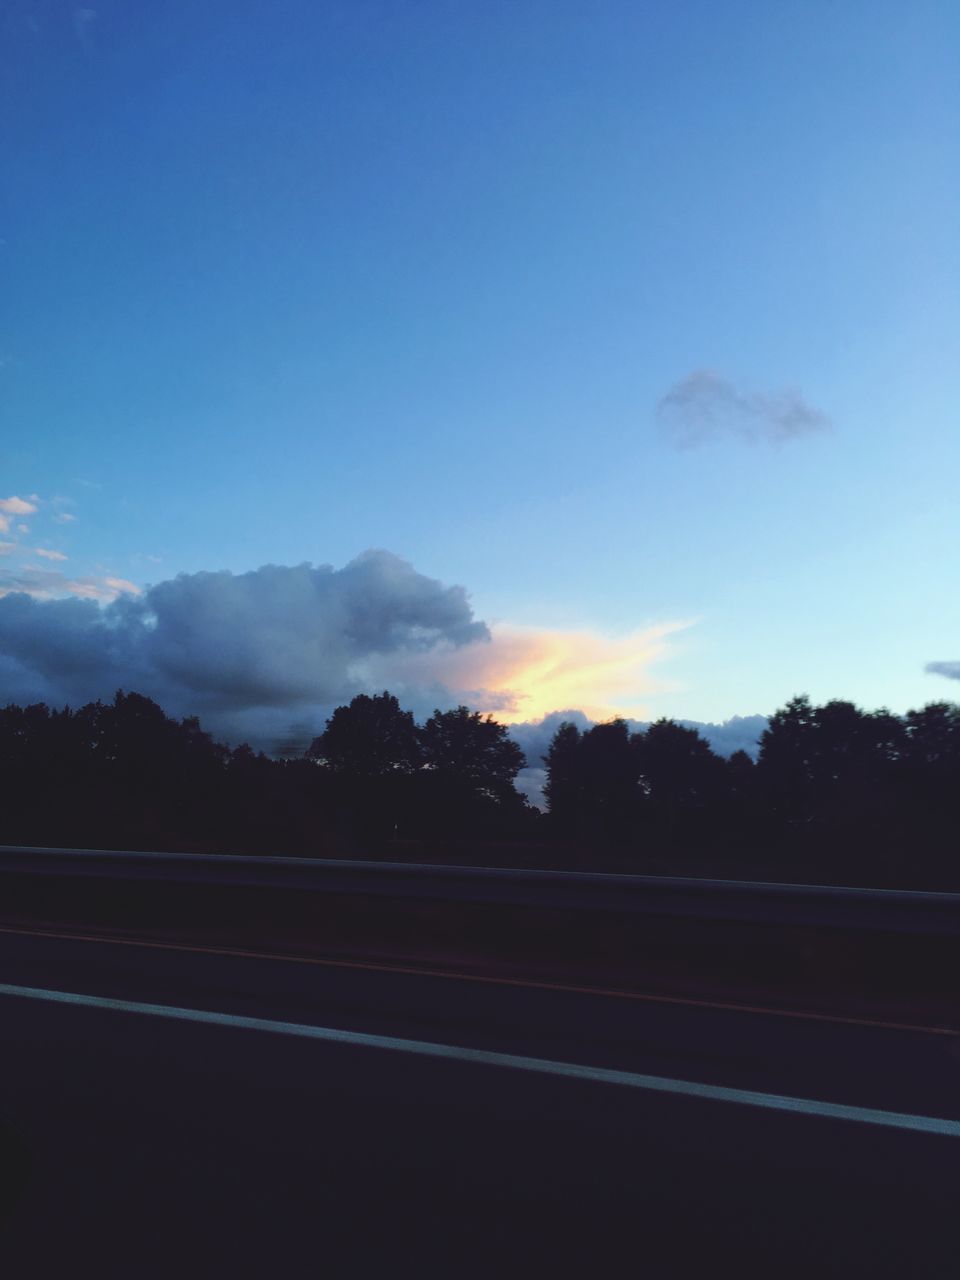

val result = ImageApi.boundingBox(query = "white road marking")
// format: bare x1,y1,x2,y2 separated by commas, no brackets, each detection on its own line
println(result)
1,980,958,1138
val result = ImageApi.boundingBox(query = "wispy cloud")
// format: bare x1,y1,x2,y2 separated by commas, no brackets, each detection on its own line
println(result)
34,548,68,562
657,370,831,448
926,660,960,682
0,542,16,557
53,512,77,525
371,620,689,724
0,567,139,603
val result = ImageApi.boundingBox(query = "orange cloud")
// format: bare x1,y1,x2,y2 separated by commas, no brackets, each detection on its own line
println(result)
466,622,689,722
365,619,691,723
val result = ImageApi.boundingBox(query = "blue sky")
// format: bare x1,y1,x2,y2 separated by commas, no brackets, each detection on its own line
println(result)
1,0,958,735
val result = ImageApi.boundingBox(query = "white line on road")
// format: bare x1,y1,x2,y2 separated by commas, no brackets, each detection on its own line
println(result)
1,980,958,1139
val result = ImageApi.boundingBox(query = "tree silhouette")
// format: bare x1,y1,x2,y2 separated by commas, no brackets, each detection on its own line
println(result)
543,721,583,829
306,692,422,844
2,686,958,884
543,718,637,843
419,706,525,798
415,707,527,837
633,718,727,845
308,692,420,778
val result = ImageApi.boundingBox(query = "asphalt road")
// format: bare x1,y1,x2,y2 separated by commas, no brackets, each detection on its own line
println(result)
1,927,958,1278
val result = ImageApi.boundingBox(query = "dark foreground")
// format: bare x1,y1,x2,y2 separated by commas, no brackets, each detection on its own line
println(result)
1,928,958,1278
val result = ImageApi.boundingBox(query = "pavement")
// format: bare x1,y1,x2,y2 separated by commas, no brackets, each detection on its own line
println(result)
0,926,958,1278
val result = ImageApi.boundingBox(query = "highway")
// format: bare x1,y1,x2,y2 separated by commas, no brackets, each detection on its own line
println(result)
0,925,958,1277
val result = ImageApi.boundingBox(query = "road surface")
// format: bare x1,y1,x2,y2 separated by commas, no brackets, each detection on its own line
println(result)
0,926,957,1277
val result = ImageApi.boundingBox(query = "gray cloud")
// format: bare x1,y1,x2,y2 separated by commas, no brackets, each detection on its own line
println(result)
926,661,960,682
657,369,830,448
0,550,490,748
0,547,769,778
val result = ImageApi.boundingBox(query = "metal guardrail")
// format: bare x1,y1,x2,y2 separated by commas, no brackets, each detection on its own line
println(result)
1,844,958,936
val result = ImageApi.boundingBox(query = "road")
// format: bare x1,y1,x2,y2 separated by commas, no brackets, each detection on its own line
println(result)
1,926,958,1277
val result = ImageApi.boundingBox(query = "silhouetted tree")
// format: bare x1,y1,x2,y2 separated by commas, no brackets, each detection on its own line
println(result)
307,692,420,778
633,719,728,846
543,721,583,830
2,686,958,884
419,706,525,799
897,702,960,876
542,718,637,844
415,706,527,836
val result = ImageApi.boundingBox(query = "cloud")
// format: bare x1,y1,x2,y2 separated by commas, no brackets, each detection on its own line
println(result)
0,495,39,535
0,542,16,556
54,513,77,525
657,370,830,448
372,622,689,726
103,576,139,594
926,660,960,682
0,496,38,516
0,567,139,603
0,551,488,733
34,548,68,562
0,550,686,755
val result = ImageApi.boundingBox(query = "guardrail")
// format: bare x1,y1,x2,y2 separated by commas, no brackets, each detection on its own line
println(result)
1,844,958,937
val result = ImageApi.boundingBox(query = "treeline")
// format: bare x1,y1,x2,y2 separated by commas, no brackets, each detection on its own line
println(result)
1,689,958,887
0,690,535,857
545,696,960,885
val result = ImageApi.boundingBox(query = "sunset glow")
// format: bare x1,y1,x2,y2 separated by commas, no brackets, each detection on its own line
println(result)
474,623,691,723
368,618,693,725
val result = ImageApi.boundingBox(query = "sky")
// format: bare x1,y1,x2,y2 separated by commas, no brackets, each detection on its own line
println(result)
1,0,958,761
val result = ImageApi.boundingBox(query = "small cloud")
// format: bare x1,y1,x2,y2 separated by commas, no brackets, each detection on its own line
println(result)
926,660,960,682
54,512,78,524
0,496,37,532
657,369,831,448
34,548,68,562
0,542,15,556
0,496,38,516
17,523,29,534
103,576,140,595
